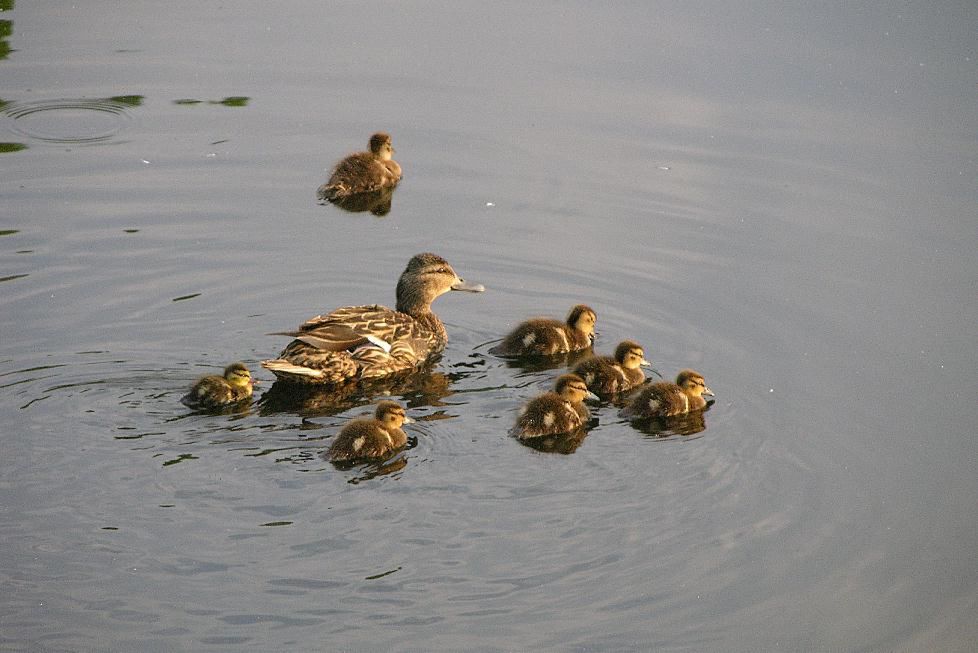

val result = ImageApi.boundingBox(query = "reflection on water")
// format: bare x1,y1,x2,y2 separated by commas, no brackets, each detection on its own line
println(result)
259,366,452,417
0,0,12,61
173,96,251,107
626,402,714,439
319,186,396,216
516,420,596,455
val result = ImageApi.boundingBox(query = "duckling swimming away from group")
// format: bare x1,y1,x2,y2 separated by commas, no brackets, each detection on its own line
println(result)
317,132,402,201
262,253,484,385
512,373,598,440
327,400,414,462
571,340,653,397
621,369,714,418
490,304,596,357
181,362,254,409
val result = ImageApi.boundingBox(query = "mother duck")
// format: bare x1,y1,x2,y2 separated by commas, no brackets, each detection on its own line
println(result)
262,253,484,384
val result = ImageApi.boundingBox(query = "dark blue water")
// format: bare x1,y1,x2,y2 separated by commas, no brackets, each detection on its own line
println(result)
2,2,976,651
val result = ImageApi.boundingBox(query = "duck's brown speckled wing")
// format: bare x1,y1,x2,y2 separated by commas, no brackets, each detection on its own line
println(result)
263,305,437,383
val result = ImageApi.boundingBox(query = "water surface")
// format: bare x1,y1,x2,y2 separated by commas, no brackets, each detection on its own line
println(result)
2,2,976,651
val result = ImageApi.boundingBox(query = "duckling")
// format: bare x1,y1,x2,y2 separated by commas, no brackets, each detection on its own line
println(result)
317,132,402,201
622,369,713,418
328,400,414,462
262,253,484,384
490,304,597,357
513,373,598,440
181,362,254,409
571,340,652,397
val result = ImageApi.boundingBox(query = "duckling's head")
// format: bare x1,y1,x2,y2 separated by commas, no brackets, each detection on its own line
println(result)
554,373,597,404
368,132,395,161
567,304,597,341
223,362,253,389
614,340,651,370
374,400,413,429
676,369,713,398
396,253,485,313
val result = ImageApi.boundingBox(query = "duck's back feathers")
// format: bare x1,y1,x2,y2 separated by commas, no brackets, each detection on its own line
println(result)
327,419,408,461
327,401,411,462
181,363,254,409
513,392,589,440
491,304,596,357
622,370,713,418
572,356,642,396
623,382,691,418
317,133,402,201
491,318,574,356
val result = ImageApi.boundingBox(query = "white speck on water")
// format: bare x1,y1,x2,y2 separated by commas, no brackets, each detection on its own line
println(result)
657,166,670,171
769,388,774,393
141,159,150,164
485,202,495,207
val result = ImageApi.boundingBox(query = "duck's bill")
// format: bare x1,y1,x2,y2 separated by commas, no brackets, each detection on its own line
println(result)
585,391,600,402
703,387,715,397
451,279,485,292
402,415,416,424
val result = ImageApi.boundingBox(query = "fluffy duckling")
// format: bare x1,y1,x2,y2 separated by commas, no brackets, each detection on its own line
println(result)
262,253,484,384
490,304,596,357
513,373,597,440
622,369,714,418
328,401,414,462
181,362,254,409
571,340,652,397
317,132,402,201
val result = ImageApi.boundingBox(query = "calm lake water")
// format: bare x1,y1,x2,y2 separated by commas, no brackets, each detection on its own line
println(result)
2,2,976,651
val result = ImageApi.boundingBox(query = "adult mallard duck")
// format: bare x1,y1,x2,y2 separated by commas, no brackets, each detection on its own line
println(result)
262,253,484,384
317,132,402,201
490,304,596,357
181,362,254,409
328,400,413,462
622,369,714,418
571,340,653,397
512,373,598,440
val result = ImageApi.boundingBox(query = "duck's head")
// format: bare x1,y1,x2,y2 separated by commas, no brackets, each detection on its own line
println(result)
395,253,485,313
676,369,713,398
369,132,395,161
223,362,254,390
614,340,652,370
567,304,597,342
555,373,598,404
374,400,413,428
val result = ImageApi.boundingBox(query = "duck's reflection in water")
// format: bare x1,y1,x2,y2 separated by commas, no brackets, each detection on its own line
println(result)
493,347,596,374
626,401,714,440
320,186,396,216
258,367,452,418
516,423,594,455
334,450,411,484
